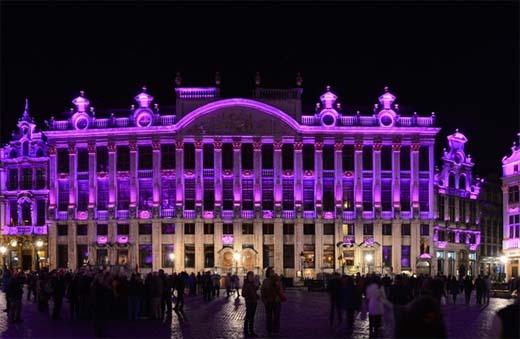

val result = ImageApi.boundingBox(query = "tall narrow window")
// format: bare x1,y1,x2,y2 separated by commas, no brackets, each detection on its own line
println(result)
261,144,273,170
303,145,314,170
184,245,195,268
184,143,195,169
342,145,354,171
36,200,46,226
401,246,411,268
78,180,89,211
58,180,69,211
241,144,253,170
96,147,108,172
57,148,69,173
204,245,215,268
203,144,214,169
282,144,294,170
283,245,295,268
222,143,233,170
138,146,153,170
117,146,130,171
323,145,334,170
161,144,175,169
117,180,130,210
363,146,373,170
78,148,89,172
21,201,32,225
97,179,109,210
139,245,153,268
21,168,32,189
36,168,46,189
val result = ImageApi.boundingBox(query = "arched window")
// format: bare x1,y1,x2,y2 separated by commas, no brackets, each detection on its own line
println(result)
459,175,466,190
21,200,32,226
22,141,29,156
36,148,44,157
9,149,17,159
448,173,455,188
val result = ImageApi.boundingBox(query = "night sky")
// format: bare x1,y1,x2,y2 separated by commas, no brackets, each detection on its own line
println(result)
1,1,519,178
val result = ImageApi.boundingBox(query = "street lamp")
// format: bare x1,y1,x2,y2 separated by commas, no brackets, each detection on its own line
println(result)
233,251,241,275
35,239,44,248
169,252,175,275
365,253,373,274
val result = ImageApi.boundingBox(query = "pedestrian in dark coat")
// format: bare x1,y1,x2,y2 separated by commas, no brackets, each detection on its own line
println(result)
242,271,259,337
463,276,474,305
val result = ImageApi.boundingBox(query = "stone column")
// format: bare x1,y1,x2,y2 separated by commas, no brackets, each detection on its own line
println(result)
392,142,401,211
175,140,184,214
392,220,402,272
373,140,382,211
274,218,283,274
254,220,263,273
354,139,363,212
129,140,138,214
411,142,420,215
68,220,77,270
214,139,223,214
315,220,323,276
195,220,204,272
48,220,57,269
87,141,97,210
294,140,304,213
152,139,161,213
253,140,262,211
334,140,344,210
194,139,204,212
314,140,324,213
232,139,242,214
294,220,304,277
108,141,117,209
273,140,283,214
429,145,435,219
68,142,77,211
214,221,223,270
174,222,184,272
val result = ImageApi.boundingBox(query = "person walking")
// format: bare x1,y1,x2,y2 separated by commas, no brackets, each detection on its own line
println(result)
225,273,233,298
365,277,387,337
127,273,142,321
449,276,459,304
463,275,474,305
174,271,187,312
6,270,23,323
242,271,259,337
232,273,241,298
475,275,485,305
261,267,282,337
487,292,519,338
211,272,221,298
394,295,447,338
51,270,66,320
327,272,341,327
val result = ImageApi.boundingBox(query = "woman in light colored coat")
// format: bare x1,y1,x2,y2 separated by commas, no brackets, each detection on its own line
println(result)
365,278,387,336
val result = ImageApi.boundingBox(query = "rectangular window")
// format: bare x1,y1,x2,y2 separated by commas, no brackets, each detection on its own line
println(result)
304,223,315,235
400,179,410,211
222,143,233,169
303,145,314,171
303,179,315,211
342,145,354,171
57,148,69,173
438,195,445,220
242,178,253,210
97,179,109,210
139,223,152,235
139,245,153,268
401,246,411,268
96,147,108,172
323,223,334,235
184,245,195,268
36,168,46,189
21,168,32,190
57,224,68,236
509,186,519,204
363,146,373,170
343,223,355,236
242,223,254,234
363,177,373,210
448,197,455,222
263,245,274,268
262,144,273,170
117,146,130,171
342,179,354,211
9,200,18,225
223,177,234,210
262,177,274,210
400,146,410,170
117,180,130,210
323,145,334,170
36,200,46,226
96,248,108,266
420,224,430,236
161,223,175,235
383,246,392,267
381,146,392,170
78,180,89,211
283,244,295,268
184,223,195,235
161,177,176,209
162,244,174,267
204,223,214,234
57,245,68,268
241,144,253,170
363,223,374,235
184,143,195,169
283,223,294,235
419,147,429,171
303,244,315,268
282,178,294,210
77,244,88,268
223,223,233,235
204,244,214,268
382,223,392,236
282,144,294,170
401,223,411,236
77,224,88,236
263,223,274,235
382,177,392,211
117,224,130,235
184,178,195,210
161,144,175,169
58,180,69,211
78,148,89,172
323,177,334,211
323,244,335,268
96,224,108,236
138,180,153,211
7,169,18,190
203,144,214,169
419,179,429,211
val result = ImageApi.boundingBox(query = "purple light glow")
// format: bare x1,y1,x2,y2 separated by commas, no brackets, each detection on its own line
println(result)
77,211,88,220
203,211,214,219
117,235,129,244
139,210,151,219
503,238,520,249
323,211,334,219
419,253,432,259
97,236,108,245
436,241,448,249
263,210,273,219
222,234,234,245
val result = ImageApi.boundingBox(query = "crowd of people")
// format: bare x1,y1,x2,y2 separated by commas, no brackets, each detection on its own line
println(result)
0,265,518,338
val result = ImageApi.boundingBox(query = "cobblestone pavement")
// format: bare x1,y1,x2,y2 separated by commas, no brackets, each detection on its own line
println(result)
0,289,514,339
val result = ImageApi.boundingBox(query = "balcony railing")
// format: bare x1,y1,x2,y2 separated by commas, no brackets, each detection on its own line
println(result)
303,211,315,219
96,210,108,220
401,211,411,219
262,169,273,177
420,211,430,219
222,210,234,219
301,116,316,125
138,170,153,178
282,210,295,219
362,211,373,219
117,210,129,219
241,210,254,219
183,210,195,219
381,211,393,219
161,209,175,218
160,115,176,125
343,211,355,220
57,211,68,220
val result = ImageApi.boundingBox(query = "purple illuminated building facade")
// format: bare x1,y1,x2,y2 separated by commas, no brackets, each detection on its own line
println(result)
433,131,482,277
501,133,520,279
1,80,443,277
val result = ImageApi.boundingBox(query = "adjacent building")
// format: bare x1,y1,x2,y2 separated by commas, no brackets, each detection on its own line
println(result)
1,80,442,278
433,130,482,277
502,133,520,279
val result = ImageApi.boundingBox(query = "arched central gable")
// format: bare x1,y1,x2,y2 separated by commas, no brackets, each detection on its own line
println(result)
174,98,301,136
